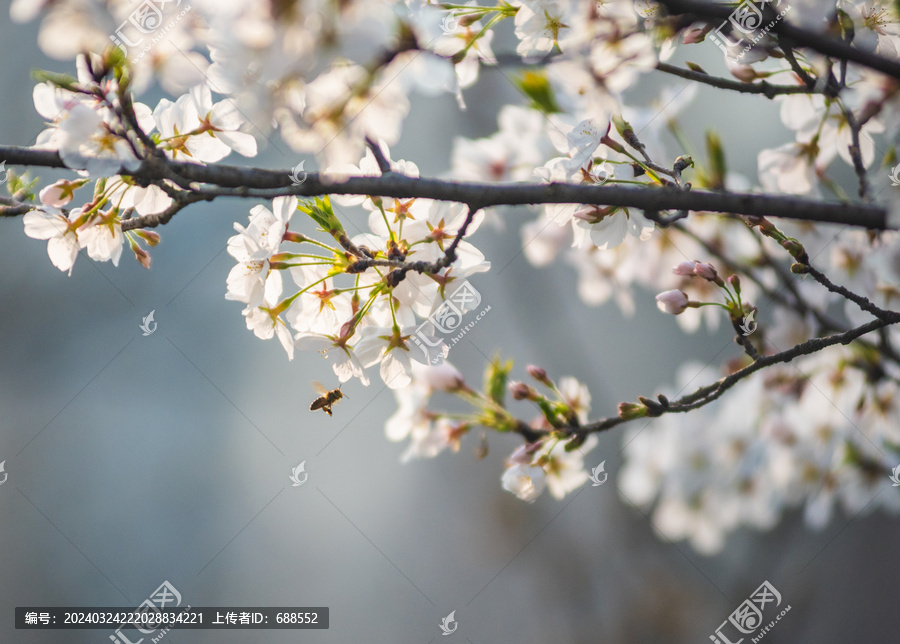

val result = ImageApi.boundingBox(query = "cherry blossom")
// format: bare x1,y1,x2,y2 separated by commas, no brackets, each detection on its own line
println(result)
225,196,296,307
294,331,371,387
655,289,690,314
502,463,547,502
241,271,295,360
77,215,124,266
23,206,81,274
154,85,258,163
513,0,572,56
356,325,444,389
33,82,144,176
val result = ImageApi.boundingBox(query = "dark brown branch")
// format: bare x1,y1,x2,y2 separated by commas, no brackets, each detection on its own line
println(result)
0,196,34,217
353,207,486,286
364,137,392,174
657,0,900,81
778,34,818,90
0,145,890,230
806,264,896,320
673,221,900,367
656,62,816,98
121,191,209,230
578,312,900,435
732,322,761,360
842,108,871,201
443,204,478,262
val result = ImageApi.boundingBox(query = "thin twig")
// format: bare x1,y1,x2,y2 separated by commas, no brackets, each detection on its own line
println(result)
778,36,817,90
657,0,900,81
365,137,392,174
842,107,871,201
733,323,761,360
120,192,209,231
806,264,895,320
577,312,900,435
0,196,34,217
673,221,900,366
656,62,816,99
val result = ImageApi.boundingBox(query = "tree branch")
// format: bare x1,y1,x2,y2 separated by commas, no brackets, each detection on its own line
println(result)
841,107,871,201
656,62,816,98
672,220,900,368
657,0,900,81
806,264,896,320
0,146,890,230
0,196,34,217
359,205,480,286
365,136,392,174
577,312,900,435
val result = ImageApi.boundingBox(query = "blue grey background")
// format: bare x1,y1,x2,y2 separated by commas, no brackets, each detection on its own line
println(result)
1,10,898,644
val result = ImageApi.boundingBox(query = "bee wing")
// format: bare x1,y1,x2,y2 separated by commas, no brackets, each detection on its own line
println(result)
312,381,330,395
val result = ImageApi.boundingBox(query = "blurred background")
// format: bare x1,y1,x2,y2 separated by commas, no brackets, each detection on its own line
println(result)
1,8,899,643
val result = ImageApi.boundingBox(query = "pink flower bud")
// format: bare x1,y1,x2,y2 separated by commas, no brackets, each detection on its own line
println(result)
656,289,690,314
423,363,466,392
130,243,151,269
509,381,535,400
682,25,710,44
673,260,699,276
39,180,80,208
135,230,160,247
509,444,535,465
573,205,612,224
693,262,718,281
526,365,549,384
728,63,759,83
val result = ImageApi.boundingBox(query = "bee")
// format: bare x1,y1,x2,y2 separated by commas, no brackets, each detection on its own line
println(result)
309,382,346,416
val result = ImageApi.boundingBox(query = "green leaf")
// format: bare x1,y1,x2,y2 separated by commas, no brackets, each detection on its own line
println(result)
484,354,513,407
514,71,561,114
31,69,79,91
705,131,726,189
298,195,344,235
686,62,708,74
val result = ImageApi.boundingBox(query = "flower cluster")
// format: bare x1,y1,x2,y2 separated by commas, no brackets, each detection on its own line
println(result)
387,358,598,502
655,259,756,332
23,53,258,273
619,353,900,554
224,143,490,388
